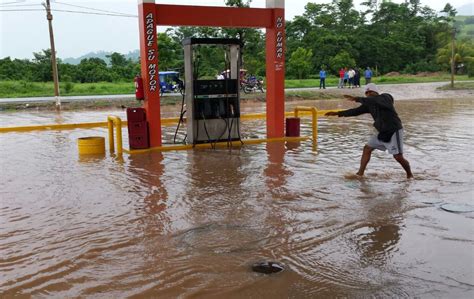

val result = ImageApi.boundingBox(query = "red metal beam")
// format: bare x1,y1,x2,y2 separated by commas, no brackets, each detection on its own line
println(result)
155,4,273,28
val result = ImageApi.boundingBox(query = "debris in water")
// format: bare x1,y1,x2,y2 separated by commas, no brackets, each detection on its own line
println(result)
440,203,474,213
252,261,284,274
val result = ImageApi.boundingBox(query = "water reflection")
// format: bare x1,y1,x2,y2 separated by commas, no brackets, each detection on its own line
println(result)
352,180,408,267
128,153,169,231
264,142,293,197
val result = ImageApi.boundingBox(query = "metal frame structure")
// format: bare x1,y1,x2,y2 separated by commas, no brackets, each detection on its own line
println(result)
183,38,241,144
138,0,285,147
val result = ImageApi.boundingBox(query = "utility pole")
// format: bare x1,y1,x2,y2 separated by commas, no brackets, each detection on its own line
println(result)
43,0,61,109
450,27,455,89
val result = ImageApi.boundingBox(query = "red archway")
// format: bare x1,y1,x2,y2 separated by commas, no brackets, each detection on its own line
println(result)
138,0,285,147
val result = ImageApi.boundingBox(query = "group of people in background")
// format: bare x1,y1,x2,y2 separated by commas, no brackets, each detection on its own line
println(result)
319,67,373,89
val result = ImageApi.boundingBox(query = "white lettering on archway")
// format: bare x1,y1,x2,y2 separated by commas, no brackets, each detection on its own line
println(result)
145,12,157,92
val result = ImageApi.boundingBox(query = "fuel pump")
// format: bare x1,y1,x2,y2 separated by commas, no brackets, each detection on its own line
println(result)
182,38,242,145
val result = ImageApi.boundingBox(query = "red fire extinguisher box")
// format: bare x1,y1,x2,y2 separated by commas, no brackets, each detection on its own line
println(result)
127,108,149,149
134,75,144,100
126,107,146,122
285,117,300,137
129,134,149,149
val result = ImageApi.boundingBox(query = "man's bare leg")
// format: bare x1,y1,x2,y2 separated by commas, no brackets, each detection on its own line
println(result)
357,145,374,176
393,153,414,178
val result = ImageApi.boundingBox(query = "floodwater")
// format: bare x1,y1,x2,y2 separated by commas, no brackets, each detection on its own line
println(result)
1,97,473,298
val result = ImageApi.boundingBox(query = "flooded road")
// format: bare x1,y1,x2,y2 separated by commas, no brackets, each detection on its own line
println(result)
1,98,473,297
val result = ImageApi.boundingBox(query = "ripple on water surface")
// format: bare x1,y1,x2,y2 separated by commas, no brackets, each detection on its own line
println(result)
1,99,473,297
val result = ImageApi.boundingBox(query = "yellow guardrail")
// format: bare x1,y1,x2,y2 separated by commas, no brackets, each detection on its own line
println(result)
0,121,128,133
294,106,318,142
1,108,343,154
0,110,342,134
107,116,123,155
125,136,310,154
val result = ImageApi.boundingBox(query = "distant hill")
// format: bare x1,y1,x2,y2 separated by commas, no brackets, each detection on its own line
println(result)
454,15,474,40
456,3,473,16
62,50,139,65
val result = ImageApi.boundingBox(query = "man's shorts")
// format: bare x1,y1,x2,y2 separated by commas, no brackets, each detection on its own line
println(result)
367,129,404,155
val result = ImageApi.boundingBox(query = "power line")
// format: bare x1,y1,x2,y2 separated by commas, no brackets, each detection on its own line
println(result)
52,9,137,17
1,1,137,17
0,3,41,7
0,8,138,17
0,0,26,5
54,1,136,17
0,8,43,11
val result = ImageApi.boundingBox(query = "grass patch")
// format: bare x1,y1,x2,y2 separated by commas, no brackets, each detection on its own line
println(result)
0,74,472,98
0,98,141,112
374,74,471,84
285,78,339,88
285,90,339,100
0,81,135,98
437,81,474,90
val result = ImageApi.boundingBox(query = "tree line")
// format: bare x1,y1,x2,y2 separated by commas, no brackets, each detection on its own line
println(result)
0,0,473,83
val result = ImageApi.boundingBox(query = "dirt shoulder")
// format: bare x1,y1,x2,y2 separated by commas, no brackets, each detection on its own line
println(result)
286,81,474,101
1,81,472,112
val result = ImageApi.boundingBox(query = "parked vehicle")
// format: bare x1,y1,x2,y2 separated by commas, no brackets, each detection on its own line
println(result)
241,75,265,93
159,71,184,95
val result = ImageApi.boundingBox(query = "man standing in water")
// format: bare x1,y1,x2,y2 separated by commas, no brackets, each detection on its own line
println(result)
325,83,413,178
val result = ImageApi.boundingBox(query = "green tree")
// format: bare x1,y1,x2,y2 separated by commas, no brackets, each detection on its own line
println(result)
107,52,127,67
329,51,356,74
288,47,313,79
76,58,111,83
166,0,265,77
437,39,474,74
157,32,183,72
106,52,137,81
32,49,55,82
0,57,33,81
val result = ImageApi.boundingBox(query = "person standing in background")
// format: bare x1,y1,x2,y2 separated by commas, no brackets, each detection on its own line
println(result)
348,68,355,89
319,67,327,89
338,68,345,88
343,68,349,88
354,67,361,88
365,67,373,85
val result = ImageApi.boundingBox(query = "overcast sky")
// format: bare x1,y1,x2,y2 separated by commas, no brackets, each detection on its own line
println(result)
0,0,472,59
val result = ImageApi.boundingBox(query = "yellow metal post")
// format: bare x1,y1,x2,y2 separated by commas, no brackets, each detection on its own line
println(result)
108,118,114,153
294,106,318,143
107,116,123,155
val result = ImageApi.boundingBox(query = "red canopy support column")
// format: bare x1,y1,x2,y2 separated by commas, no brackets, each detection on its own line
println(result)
138,0,161,147
265,0,285,138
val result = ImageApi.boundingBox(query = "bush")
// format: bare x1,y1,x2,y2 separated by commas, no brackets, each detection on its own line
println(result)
466,61,474,77
61,75,74,94
403,61,442,74
64,81,74,94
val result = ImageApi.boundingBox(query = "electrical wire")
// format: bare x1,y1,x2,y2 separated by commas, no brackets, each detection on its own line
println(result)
0,0,26,5
201,111,215,149
224,47,233,149
0,8,42,11
50,8,137,17
0,3,41,7
0,8,137,17
173,91,187,144
54,1,136,17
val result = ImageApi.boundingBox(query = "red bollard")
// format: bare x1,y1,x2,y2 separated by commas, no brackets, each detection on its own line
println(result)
127,108,149,149
285,117,300,137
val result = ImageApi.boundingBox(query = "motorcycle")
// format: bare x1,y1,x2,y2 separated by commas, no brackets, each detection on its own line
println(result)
241,77,265,94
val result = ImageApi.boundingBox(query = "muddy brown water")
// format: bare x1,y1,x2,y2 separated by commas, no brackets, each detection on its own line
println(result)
1,97,473,297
